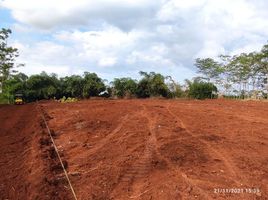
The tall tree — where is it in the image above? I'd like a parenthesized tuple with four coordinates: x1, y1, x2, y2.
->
(194, 58, 223, 83)
(26, 72, 60, 101)
(137, 71, 169, 97)
(0, 28, 23, 93)
(60, 75, 84, 98)
(82, 72, 106, 98)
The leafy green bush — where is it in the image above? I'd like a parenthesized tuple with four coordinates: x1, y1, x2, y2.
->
(25, 72, 60, 101)
(112, 78, 137, 98)
(82, 72, 106, 98)
(136, 71, 169, 98)
(188, 81, 217, 99)
(60, 75, 83, 98)
(0, 93, 9, 104)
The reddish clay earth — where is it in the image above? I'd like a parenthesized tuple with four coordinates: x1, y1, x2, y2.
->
(0, 99, 267, 200)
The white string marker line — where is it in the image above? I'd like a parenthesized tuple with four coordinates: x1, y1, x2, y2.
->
(36, 103, 78, 200)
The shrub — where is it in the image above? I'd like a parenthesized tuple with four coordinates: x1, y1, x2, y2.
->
(112, 78, 137, 98)
(188, 81, 217, 99)
(59, 96, 78, 103)
(136, 71, 170, 98)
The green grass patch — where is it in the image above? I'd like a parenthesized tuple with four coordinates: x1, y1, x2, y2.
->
(0, 93, 14, 104)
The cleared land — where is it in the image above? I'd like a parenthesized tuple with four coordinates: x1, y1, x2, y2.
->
(0, 99, 267, 199)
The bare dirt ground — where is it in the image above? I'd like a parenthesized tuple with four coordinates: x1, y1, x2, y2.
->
(0, 99, 267, 200)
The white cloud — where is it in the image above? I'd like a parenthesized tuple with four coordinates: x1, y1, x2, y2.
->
(2, 0, 268, 82)
(53, 26, 147, 69)
(231, 43, 265, 55)
(98, 57, 117, 67)
(157, 0, 206, 21)
(19, 63, 74, 77)
(195, 41, 226, 58)
(0, 0, 164, 30)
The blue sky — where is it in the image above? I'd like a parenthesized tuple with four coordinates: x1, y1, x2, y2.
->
(1, 0, 268, 82)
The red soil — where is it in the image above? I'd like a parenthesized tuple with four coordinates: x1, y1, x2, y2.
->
(0, 99, 267, 199)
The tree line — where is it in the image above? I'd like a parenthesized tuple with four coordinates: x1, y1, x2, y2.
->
(195, 44, 268, 99)
(0, 70, 219, 103)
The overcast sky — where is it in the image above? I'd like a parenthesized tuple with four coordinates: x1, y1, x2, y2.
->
(1, 0, 268, 82)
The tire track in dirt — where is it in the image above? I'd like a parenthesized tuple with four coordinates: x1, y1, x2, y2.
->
(86, 113, 130, 154)
(108, 105, 156, 199)
(119, 106, 153, 183)
(144, 104, 213, 200)
(165, 103, 247, 186)
(72, 113, 132, 164)
(122, 105, 158, 199)
(124, 104, 213, 200)
(70, 108, 146, 186)
(121, 137, 155, 183)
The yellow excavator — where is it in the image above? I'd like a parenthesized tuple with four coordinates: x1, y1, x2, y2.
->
(14, 93, 24, 105)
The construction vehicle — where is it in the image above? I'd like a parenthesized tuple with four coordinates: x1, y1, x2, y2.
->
(14, 93, 24, 105)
